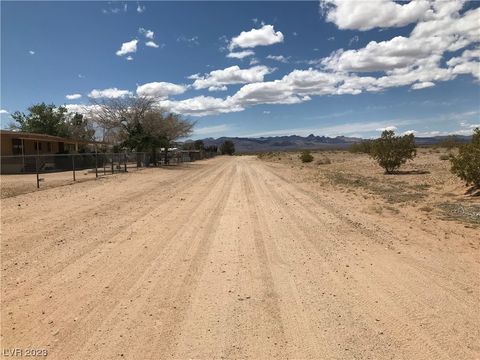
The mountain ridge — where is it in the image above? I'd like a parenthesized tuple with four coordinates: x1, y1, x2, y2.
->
(186, 134, 471, 153)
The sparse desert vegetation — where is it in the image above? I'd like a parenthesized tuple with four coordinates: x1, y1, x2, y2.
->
(449, 127, 480, 194)
(369, 130, 417, 174)
(299, 150, 314, 163)
(258, 147, 479, 226)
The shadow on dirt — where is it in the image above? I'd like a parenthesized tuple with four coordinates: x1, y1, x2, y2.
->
(390, 170, 431, 175)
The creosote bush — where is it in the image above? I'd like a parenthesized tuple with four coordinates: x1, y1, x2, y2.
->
(300, 150, 314, 163)
(438, 135, 464, 150)
(369, 130, 417, 174)
(450, 128, 480, 190)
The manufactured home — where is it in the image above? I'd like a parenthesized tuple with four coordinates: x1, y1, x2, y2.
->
(0, 130, 105, 173)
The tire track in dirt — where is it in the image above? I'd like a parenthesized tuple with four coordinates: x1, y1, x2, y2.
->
(1, 160, 231, 357)
(59, 162, 238, 360)
(244, 161, 395, 358)
(1, 160, 228, 284)
(241, 163, 334, 359)
(230, 166, 289, 358)
(262, 161, 477, 291)
(1, 161, 225, 271)
(2, 156, 479, 360)
(248, 157, 478, 359)
(262, 159, 479, 294)
(255, 159, 477, 309)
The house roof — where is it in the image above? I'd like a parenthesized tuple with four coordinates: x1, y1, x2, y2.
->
(0, 130, 109, 145)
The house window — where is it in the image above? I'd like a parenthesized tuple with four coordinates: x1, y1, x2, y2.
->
(12, 138, 23, 155)
(34, 141, 42, 151)
(47, 142, 52, 152)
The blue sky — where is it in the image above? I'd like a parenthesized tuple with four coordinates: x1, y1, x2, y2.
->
(1, 0, 479, 139)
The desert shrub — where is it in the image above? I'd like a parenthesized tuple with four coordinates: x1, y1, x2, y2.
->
(257, 152, 272, 159)
(300, 150, 314, 163)
(349, 140, 373, 154)
(450, 128, 480, 189)
(439, 154, 450, 161)
(369, 130, 417, 174)
(439, 135, 464, 150)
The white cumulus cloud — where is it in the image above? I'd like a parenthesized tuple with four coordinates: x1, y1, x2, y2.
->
(411, 81, 435, 90)
(319, 3, 479, 92)
(320, 0, 431, 31)
(376, 126, 398, 132)
(88, 88, 132, 99)
(226, 50, 255, 59)
(145, 41, 159, 48)
(66, 93, 82, 100)
(116, 39, 138, 56)
(229, 24, 284, 51)
(76, 2, 478, 119)
(139, 28, 154, 39)
(447, 47, 480, 81)
(191, 65, 274, 90)
(208, 86, 228, 92)
(136, 82, 187, 99)
(159, 96, 243, 117)
(266, 55, 289, 63)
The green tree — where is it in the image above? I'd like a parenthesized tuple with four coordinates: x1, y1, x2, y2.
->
(220, 140, 235, 155)
(370, 130, 417, 174)
(450, 128, 480, 190)
(10, 103, 69, 137)
(194, 140, 205, 150)
(65, 113, 95, 142)
(90, 96, 156, 150)
(156, 112, 195, 164)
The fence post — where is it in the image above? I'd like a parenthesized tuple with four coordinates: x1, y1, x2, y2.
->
(111, 154, 114, 174)
(36, 154, 40, 189)
(72, 154, 76, 181)
(124, 151, 127, 172)
(95, 148, 98, 178)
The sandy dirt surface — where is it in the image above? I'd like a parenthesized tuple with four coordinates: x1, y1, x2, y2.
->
(1, 156, 479, 359)
(0, 171, 97, 199)
(0, 164, 139, 199)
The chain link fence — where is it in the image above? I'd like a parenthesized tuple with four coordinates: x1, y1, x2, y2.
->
(1, 150, 215, 196)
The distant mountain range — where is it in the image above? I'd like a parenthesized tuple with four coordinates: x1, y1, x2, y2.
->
(188, 134, 471, 153)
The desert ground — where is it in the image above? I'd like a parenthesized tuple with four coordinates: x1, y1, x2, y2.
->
(1, 152, 479, 359)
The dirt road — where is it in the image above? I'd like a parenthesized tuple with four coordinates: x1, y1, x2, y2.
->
(1, 156, 479, 359)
